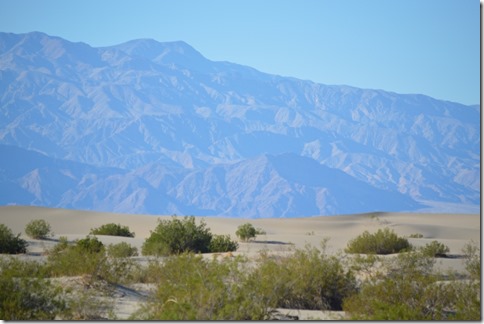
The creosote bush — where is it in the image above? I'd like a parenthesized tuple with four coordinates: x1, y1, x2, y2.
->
(209, 234, 238, 253)
(0, 224, 27, 254)
(76, 236, 104, 254)
(0, 258, 67, 320)
(452, 241, 481, 320)
(25, 219, 52, 239)
(131, 243, 357, 320)
(46, 236, 105, 278)
(142, 216, 212, 256)
(251, 243, 357, 311)
(343, 249, 480, 320)
(236, 223, 257, 242)
(46, 235, 136, 285)
(131, 253, 270, 320)
(107, 242, 138, 258)
(420, 240, 449, 258)
(345, 228, 411, 255)
(462, 241, 480, 280)
(142, 216, 238, 256)
(0, 257, 114, 320)
(90, 223, 134, 237)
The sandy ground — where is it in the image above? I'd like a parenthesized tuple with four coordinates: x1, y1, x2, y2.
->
(0, 206, 480, 319)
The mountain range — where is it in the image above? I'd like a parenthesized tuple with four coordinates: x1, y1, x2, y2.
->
(0, 31, 480, 218)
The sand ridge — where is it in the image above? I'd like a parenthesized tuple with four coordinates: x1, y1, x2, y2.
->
(0, 206, 479, 254)
(0, 206, 479, 261)
(0, 206, 480, 319)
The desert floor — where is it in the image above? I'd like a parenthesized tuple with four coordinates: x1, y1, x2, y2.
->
(0, 206, 480, 320)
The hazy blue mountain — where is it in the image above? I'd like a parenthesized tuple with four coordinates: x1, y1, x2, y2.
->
(0, 32, 479, 217)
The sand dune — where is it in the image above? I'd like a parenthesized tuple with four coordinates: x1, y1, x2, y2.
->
(0, 206, 480, 319)
(1, 206, 479, 255)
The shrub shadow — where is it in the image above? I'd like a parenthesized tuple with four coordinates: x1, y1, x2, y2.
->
(250, 240, 294, 245)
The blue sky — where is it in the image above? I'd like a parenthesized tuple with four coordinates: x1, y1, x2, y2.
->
(0, 0, 480, 105)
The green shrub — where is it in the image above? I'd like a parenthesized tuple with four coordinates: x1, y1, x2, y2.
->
(452, 242, 481, 321)
(60, 287, 114, 320)
(236, 223, 257, 242)
(462, 241, 480, 280)
(47, 236, 105, 278)
(349, 254, 382, 281)
(0, 224, 28, 254)
(0, 257, 117, 320)
(128, 259, 164, 284)
(46, 236, 135, 285)
(90, 223, 134, 238)
(131, 253, 271, 320)
(0, 257, 49, 279)
(142, 216, 212, 256)
(76, 236, 105, 254)
(46, 239, 104, 278)
(0, 277, 66, 320)
(25, 219, 52, 239)
(420, 240, 449, 258)
(343, 251, 476, 320)
(101, 254, 139, 285)
(106, 242, 138, 258)
(0, 258, 67, 320)
(252, 244, 357, 311)
(209, 234, 238, 253)
(49, 236, 69, 255)
(451, 281, 481, 320)
(345, 228, 412, 255)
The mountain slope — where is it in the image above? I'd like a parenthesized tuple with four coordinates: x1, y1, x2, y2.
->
(0, 144, 179, 214)
(170, 153, 423, 217)
(0, 32, 479, 217)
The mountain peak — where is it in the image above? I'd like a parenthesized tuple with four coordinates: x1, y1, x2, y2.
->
(112, 38, 207, 68)
(0, 31, 102, 67)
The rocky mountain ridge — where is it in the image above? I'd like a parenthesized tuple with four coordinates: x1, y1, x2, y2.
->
(0, 32, 479, 217)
